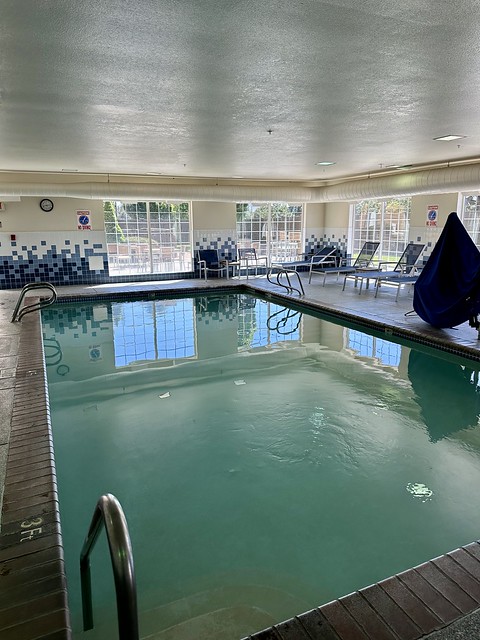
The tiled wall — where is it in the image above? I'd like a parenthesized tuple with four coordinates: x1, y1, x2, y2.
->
(194, 228, 341, 261)
(0, 232, 196, 289)
(306, 227, 348, 258)
(193, 229, 237, 260)
(0, 232, 109, 289)
(1, 227, 351, 289)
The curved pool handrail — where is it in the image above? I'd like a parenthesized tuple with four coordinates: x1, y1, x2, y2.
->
(11, 281, 57, 322)
(80, 493, 139, 640)
(267, 265, 305, 296)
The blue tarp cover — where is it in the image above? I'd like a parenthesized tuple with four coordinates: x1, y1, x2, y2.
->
(413, 211, 480, 328)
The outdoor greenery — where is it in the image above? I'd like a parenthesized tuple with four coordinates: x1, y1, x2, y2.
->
(104, 200, 125, 242)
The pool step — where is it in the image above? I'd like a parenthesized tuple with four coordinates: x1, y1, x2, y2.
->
(141, 604, 275, 640)
(74, 583, 309, 639)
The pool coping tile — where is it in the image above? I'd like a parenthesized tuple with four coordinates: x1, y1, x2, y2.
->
(0, 310, 71, 639)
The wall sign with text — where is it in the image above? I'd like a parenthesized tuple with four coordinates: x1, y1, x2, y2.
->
(77, 210, 92, 230)
(426, 205, 438, 227)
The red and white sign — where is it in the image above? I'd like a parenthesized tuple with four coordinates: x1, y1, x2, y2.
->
(77, 210, 92, 230)
(426, 205, 438, 227)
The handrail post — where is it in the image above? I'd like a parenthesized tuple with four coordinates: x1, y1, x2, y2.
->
(11, 281, 57, 322)
(80, 558, 94, 630)
(80, 494, 139, 640)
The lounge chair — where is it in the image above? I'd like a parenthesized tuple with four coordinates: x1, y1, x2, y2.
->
(311, 241, 380, 285)
(374, 274, 419, 301)
(273, 245, 339, 275)
(270, 246, 339, 277)
(343, 242, 425, 295)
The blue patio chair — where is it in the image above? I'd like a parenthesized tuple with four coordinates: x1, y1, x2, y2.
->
(196, 249, 228, 279)
(311, 241, 380, 285)
(343, 242, 425, 295)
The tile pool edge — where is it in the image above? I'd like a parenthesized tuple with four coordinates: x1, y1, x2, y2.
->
(2, 283, 480, 640)
(0, 309, 70, 639)
(54, 281, 480, 362)
(245, 544, 480, 639)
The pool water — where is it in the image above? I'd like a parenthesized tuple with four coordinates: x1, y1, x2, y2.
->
(43, 293, 480, 639)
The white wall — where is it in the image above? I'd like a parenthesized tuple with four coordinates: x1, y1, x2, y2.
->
(0, 197, 104, 232)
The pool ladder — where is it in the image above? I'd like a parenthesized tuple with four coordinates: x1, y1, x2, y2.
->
(80, 493, 139, 640)
(267, 265, 305, 296)
(11, 281, 57, 322)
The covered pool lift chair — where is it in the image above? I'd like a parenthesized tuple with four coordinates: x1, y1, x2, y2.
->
(343, 242, 425, 295)
(196, 249, 228, 279)
(413, 211, 480, 330)
(312, 241, 380, 285)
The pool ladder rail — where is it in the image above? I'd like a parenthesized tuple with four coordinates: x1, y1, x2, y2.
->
(80, 493, 139, 640)
(267, 265, 305, 296)
(11, 281, 57, 322)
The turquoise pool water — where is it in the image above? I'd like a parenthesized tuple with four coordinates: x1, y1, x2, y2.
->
(43, 293, 480, 639)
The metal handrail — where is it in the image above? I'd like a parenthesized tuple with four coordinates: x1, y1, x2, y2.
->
(80, 494, 139, 640)
(11, 281, 57, 322)
(267, 266, 305, 296)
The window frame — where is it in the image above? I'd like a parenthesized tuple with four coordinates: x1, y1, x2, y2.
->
(236, 202, 305, 263)
(104, 200, 193, 276)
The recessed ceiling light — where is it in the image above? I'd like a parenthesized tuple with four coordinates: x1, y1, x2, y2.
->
(316, 161, 336, 166)
(433, 135, 466, 141)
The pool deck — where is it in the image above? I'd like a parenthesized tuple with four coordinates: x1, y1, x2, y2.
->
(1, 273, 480, 639)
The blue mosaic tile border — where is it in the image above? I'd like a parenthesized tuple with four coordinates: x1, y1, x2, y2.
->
(0, 236, 197, 289)
(194, 236, 237, 260)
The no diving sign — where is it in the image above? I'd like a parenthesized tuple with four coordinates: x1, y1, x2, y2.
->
(77, 210, 92, 230)
(426, 205, 438, 227)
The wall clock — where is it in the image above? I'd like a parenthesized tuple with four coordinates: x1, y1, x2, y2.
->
(39, 198, 54, 212)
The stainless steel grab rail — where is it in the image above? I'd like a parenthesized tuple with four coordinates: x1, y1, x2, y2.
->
(80, 494, 139, 640)
(11, 281, 57, 322)
(267, 265, 305, 296)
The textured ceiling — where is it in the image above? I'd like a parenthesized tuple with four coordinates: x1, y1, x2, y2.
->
(1, 0, 480, 182)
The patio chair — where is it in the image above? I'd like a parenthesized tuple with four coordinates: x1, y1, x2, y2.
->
(238, 247, 268, 277)
(196, 249, 228, 279)
(343, 242, 425, 295)
(311, 241, 380, 285)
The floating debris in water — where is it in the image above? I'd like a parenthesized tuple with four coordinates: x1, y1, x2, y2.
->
(406, 482, 434, 502)
(234, 380, 246, 386)
(158, 392, 171, 399)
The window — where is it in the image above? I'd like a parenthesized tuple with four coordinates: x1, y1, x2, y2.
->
(350, 198, 411, 262)
(461, 195, 480, 248)
(104, 200, 192, 275)
(236, 202, 304, 263)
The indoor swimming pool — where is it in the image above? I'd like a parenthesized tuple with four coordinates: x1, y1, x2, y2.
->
(42, 292, 480, 639)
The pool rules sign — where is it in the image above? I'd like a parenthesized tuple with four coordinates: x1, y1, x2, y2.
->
(77, 210, 92, 230)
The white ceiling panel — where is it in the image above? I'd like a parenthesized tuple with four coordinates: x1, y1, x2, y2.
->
(1, 0, 479, 182)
